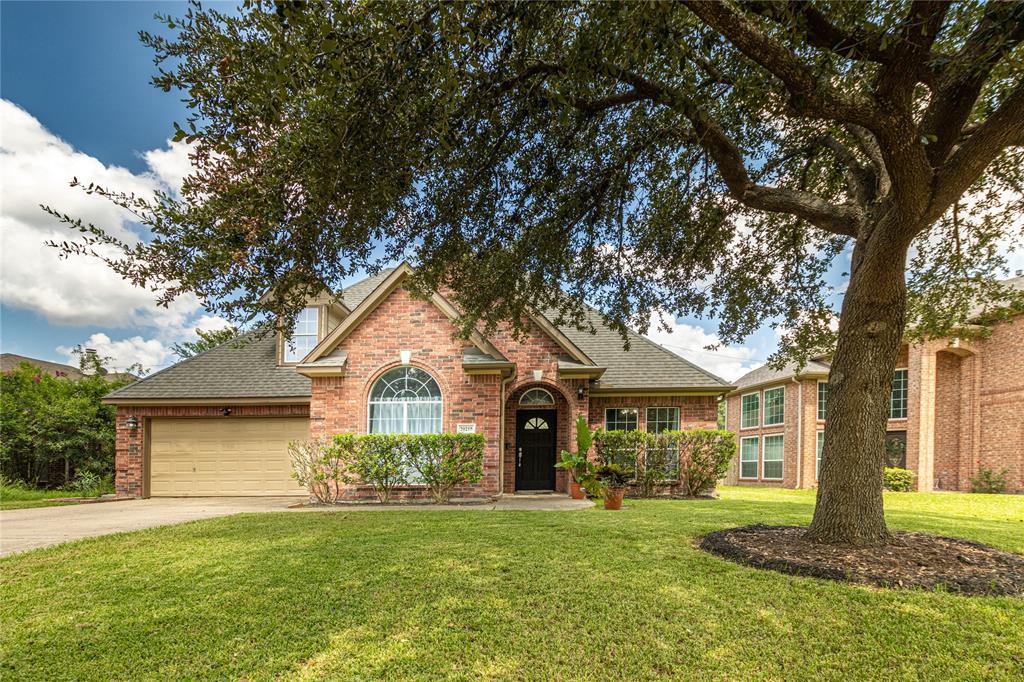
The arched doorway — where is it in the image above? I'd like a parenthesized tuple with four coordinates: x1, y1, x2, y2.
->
(505, 383, 572, 493)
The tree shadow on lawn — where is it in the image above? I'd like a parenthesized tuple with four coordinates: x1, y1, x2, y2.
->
(3, 509, 1024, 680)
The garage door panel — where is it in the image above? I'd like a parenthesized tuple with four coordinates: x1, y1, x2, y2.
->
(150, 417, 308, 496)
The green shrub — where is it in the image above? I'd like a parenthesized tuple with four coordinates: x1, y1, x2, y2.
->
(677, 429, 736, 497)
(341, 434, 410, 503)
(882, 467, 914, 492)
(289, 436, 344, 504)
(593, 428, 735, 497)
(969, 465, 1009, 494)
(405, 433, 486, 503)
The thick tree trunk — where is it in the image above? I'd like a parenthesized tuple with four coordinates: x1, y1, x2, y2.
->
(806, 226, 910, 546)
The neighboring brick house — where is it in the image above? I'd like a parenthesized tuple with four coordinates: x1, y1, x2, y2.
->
(724, 276, 1024, 493)
(105, 264, 732, 499)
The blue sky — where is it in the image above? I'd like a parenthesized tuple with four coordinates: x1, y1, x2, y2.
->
(0, 1, 801, 380)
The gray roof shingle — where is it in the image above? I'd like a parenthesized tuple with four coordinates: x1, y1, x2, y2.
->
(730, 359, 832, 393)
(108, 270, 732, 401)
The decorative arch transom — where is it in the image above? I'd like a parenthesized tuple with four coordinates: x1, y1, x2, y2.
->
(519, 387, 555, 406)
(368, 366, 442, 434)
(524, 416, 550, 430)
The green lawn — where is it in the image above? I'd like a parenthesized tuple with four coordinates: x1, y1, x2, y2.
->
(0, 485, 81, 510)
(1, 488, 1022, 681)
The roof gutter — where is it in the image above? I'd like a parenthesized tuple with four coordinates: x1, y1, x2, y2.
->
(101, 396, 311, 406)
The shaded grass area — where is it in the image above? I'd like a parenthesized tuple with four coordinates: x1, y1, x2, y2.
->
(1, 488, 1022, 680)
(0, 485, 84, 510)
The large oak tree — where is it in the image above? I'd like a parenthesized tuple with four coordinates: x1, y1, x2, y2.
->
(51, 1, 1023, 545)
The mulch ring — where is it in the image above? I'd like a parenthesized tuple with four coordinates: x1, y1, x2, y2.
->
(699, 524, 1024, 597)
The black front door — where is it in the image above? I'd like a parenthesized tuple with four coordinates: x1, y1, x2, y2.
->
(515, 409, 557, 491)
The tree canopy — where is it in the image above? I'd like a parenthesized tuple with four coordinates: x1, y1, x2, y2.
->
(49, 0, 1022, 355)
(170, 326, 238, 360)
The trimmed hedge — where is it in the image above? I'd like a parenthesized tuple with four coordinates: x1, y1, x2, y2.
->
(289, 432, 486, 504)
(593, 429, 736, 497)
(883, 467, 914, 492)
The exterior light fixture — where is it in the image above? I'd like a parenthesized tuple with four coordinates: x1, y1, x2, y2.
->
(125, 415, 139, 430)
(577, 385, 585, 400)
(222, 408, 232, 417)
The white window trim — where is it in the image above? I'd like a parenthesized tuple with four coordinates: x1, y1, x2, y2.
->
(762, 386, 785, 427)
(815, 429, 825, 480)
(761, 434, 784, 481)
(366, 366, 443, 435)
(645, 406, 680, 432)
(283, 306, 320, 364)
(519, 387, 555, 406)
(739, 391, 760, 430)
(739, 436, 760, 480)
(604, 407, 638, 432)
(816, 380, 828, 422)
(888, 367, 909, 421)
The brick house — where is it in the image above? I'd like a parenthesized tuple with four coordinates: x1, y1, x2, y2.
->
(723, 276, 1024, 493)
(105, 264, 732, 499)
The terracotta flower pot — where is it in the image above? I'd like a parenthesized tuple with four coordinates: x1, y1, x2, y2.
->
(603, 486, 626, 510)
(569, 481, 586, 500)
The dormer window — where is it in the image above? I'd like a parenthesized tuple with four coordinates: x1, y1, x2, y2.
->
(284, 307, 319, 363)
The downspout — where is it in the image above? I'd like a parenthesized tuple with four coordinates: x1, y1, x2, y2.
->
(497, 372, 516, 498)
(794, 377, 803, 489)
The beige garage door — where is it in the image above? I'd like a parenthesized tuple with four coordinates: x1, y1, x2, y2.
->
(149, 418, 309, 496)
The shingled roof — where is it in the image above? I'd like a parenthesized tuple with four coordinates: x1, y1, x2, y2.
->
(729, 359, 831, 395)
(106, 269, 731, 402)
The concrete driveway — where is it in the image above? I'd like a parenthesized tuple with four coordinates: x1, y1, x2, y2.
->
(0, 497, 301, 557)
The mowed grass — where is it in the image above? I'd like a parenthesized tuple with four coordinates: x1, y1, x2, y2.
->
(1, 488, 1022, 681)
(0, 485, 80, 510)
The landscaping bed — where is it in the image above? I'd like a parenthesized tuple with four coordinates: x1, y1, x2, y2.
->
(700, 524, 1024, 596)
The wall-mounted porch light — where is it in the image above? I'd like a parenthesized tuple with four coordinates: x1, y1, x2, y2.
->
(125, 415, 139, 430)
(222, 408, 232, 417)
(577, 385, 586, 400)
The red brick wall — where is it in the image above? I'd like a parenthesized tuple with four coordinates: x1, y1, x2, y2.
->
(976, 316, 1024, 492)
(114, 404, 310, 498)
(933, 351, 964, 490)
(725, 381, 804, 487)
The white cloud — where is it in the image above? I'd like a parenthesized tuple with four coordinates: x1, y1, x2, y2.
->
(57, 333, 170, 374)
(643, 312, 762, 382)
(0, 100, 224, 371)
(142, 139, 195, 195)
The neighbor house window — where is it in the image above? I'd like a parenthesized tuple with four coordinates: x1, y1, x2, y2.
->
(368, 366, 442, 434)
(284, 307, 320, 363)
(519, 388, 555, 406)
(604, 408, 638, 431)
(740, 437, 759, 479)
(763, 386, 785, 426)
(740, 393, 759, 429)
(762, 434, 784, 480)
(817, 381, 828, 421)
(890, 368, 908, 420)
(816, 430, 825, 479)
(645, 407, 679, 433)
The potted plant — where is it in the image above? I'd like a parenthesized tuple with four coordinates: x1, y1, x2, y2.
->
(554, 415, 595, 500)
(555, 450, 589, 499)
(594, 463, 633, 510)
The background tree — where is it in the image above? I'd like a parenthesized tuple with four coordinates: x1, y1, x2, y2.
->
(49, 1, 1023, 545)
(170, 326, 238, 360)
(0, 350, 134, 487)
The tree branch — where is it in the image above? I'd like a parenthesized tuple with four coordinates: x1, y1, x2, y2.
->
(844, 124, 891, 199)
(682, 0, 878, 127)
(928, 81, 1024, 224)
(874, 1, 952, 104)
(744, 0, 938, 87)
(919, 1, 1024, 166)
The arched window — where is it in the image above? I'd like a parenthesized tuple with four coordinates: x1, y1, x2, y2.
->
(368, 366, 442, 434)
(519, 387, 555, 406)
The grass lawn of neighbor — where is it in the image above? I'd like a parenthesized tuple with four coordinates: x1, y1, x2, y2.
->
(0, 486, 88, 510)
(1, 487, 1022, 680)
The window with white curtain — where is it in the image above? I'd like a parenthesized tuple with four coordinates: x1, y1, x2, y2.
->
(368, 366, 442, 434)
(284, 307, 319, 362)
